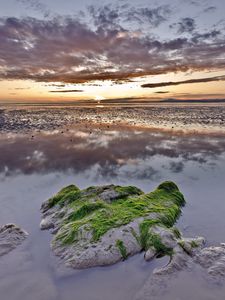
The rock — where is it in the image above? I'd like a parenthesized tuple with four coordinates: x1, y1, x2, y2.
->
(195, 245, 225, 271)
(40, 218, 54, 230)
(151, 225, 178, 249)
(0, 224, 28, 257)
(135, 239, 225, 299)
(99, 189, 121, 202)
(40, 181, 186, 269)
(40, 181, 225, 297)
(144, 248, 156, 261)
(180, 236, 205, 255)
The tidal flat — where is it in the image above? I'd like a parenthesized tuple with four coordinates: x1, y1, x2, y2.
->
(0, 104, 225, 300)
(0, 102, 225, 133)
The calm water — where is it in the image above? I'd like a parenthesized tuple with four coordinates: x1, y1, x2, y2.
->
(0, 124, 225, 300)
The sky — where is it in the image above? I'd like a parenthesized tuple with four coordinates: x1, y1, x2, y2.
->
(0, 0, 225, 102)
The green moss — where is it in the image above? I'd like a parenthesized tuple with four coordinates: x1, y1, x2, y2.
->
(115, 186, 144, 197)
(158, 181, 185, 206)
(139, 219, 160, 249)
(52, 181, 185, 246)
(139, 219, 173, 255)
(159, 205, 181, 227)
(148, 233, 173, 256)
(178, 240, 185, 248)
(172, 227, 182, 239)
(116, 240, 128, 260)
(47, 185, 80, 208)
(191, 240, 199, 248)
(67, 202, 106, 222)
(158, 181, 179, 193)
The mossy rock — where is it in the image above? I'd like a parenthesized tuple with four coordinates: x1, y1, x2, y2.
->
(40, 181, 186, 269)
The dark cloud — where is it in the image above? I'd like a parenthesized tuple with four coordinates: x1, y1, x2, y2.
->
(49, 90, 83, 93)
(125, 5, 171, 27)
(13, 87, 31, 90)
(88, 4, 171, 28)
(171, 17, 196, 34)
(47, 84, 66, 88)
(88, 5, 121, 29)
(154, 91, 170, 94)
(191, 30, 221, 43)
(142, 75, 225, 88)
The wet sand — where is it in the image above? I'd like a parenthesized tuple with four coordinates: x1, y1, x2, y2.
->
(0, 103, 225, 134)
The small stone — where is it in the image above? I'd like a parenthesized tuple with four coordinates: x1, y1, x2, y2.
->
(40, 218, 54, 230)
(144, 248, 156, 261)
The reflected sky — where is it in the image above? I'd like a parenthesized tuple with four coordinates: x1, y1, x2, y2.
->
(0, 126, 225, 181)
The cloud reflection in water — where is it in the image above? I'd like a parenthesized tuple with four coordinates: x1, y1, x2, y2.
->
(0, 127, 224, 183)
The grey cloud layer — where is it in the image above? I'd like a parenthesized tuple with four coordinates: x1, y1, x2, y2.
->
(0, 4, 224, 84)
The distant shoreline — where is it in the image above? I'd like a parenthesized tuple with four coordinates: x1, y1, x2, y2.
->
(160, 98, 225, 103)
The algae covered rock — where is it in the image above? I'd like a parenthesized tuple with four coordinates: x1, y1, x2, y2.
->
(40, 181, 186, 269)
(0, 224, 28, 257)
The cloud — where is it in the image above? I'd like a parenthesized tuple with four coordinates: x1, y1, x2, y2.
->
(125, 5, 171, 27)
(142, 75, 225, 88)
(49, 89, 83, 93)
(0, 4, 224, 85)
(47, 84, 66, 88)
(13, 87, 31, 90)
(191, 30, 221, 43)
(88, 4, 171, 28)
(171, 17, 196, 34)
(88, 5, 120, 28)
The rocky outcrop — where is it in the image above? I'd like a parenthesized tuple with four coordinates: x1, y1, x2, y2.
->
(40, 181, 186, 269)
(40, 181, 225, 296)
(0, 224, 28, 257)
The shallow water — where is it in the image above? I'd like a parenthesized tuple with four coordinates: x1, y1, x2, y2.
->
(0, 121, 225, 300)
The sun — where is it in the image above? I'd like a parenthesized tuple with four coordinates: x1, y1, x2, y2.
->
(94, 95, 105, 102)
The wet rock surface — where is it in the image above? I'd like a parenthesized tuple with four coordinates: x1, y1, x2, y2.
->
(135, 241, 225, 299)
(0, 224, 28, 257)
